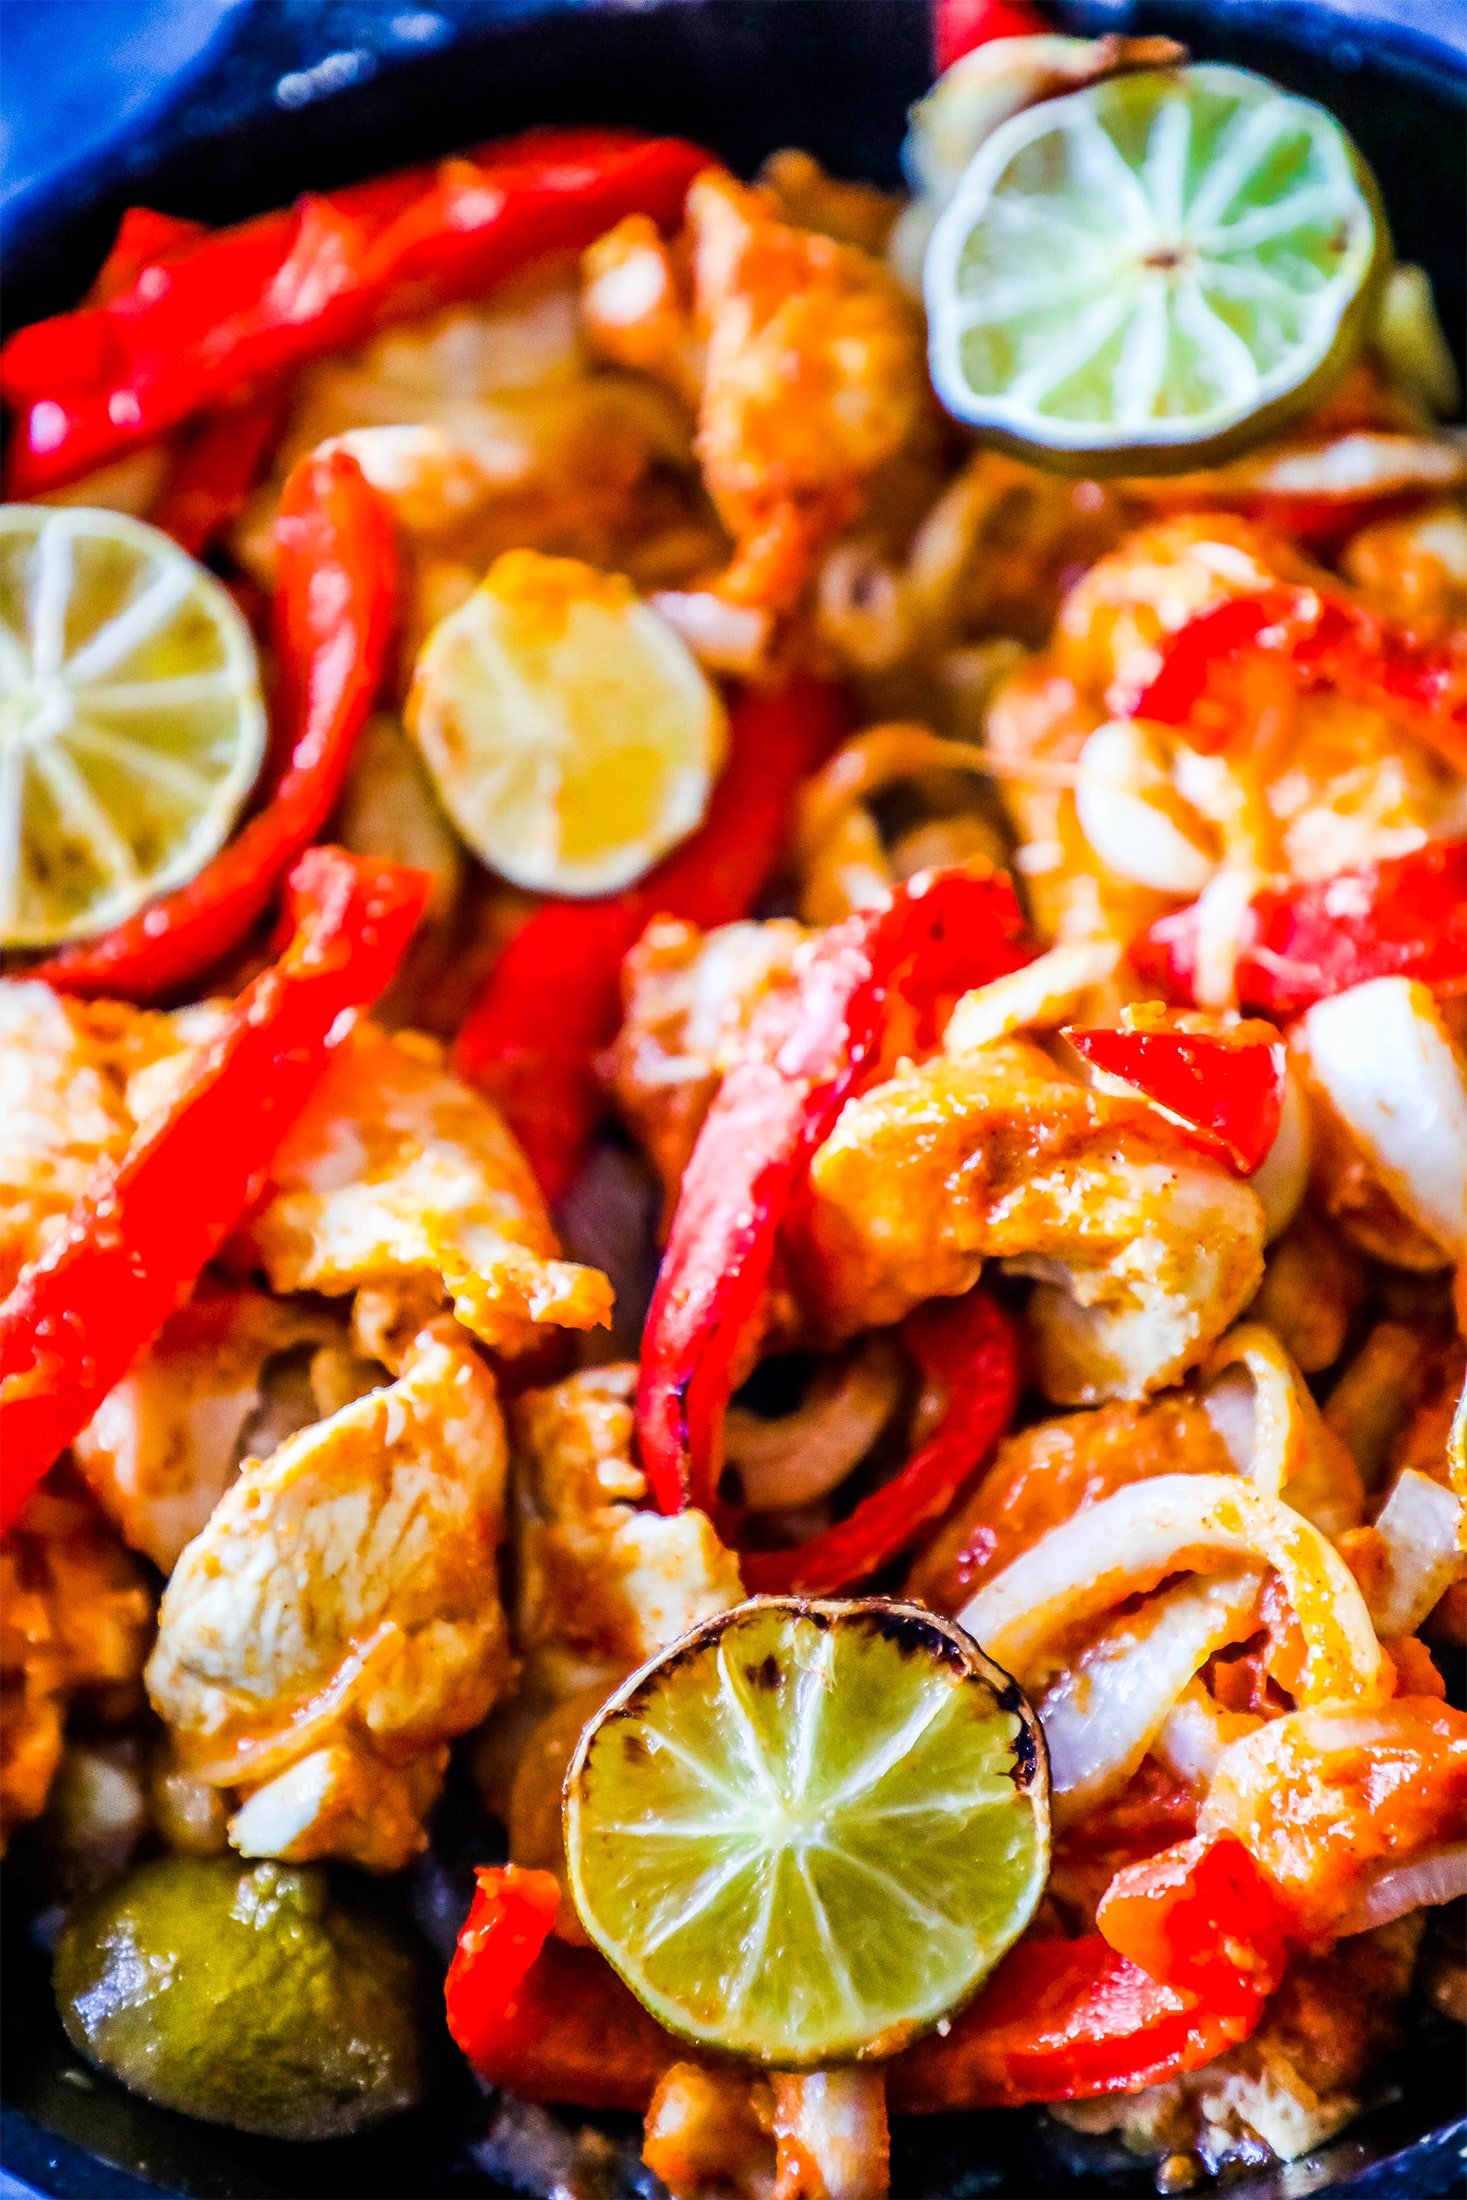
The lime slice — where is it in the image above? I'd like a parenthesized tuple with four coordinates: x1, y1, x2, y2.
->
(406, 549, 726, 898)
(925, 64, 1384, 471)
(564, 1596, 1049, 2067)
(0, 506, 267, 948)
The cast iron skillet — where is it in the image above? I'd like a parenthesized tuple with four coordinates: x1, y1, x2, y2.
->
(2, 3, 1465, 2194)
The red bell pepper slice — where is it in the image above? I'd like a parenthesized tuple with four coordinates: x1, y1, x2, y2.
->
(1065, 1019, 1285, 1174)
(0, 846, 429, 1533)
(89, 208, 207, 304)
(3, 129, 709, 496)
(150, 388, 291, 557)
(1133, 584, 1467, 778)
(446, 1867, 680, 2109)
(1137, 837, 1467, 1014)
(740, 1289, 1021, 1593)
(454, 678, 849, 1203)
(1096, 1835, 1294, 2011)
(891, 1930, 1275, 2112)
(635, 867, 1032, 1517)
(37, 445, 397, 1001)
(935, 0, 1048, 71)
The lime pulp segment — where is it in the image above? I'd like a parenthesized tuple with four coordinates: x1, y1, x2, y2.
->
(925, 64, 1383, 467)
(0, 505, 266, 948)
(564, 1597, 1050, 2067)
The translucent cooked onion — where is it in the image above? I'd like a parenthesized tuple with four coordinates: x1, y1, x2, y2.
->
(1074, 718, 1217, 896)
(1248, 1066, 1310, 1244)
(1155, 1682, 1264, 1789)
(1201, 1324, 1363, 1536)
(944, 938, 1120, 1057)
(1300, 978, 1467, 1263)
(1370, 1467, 1466, 1639)
(1341, 1843, 1467, 1935)
(1039, 1567, 1262, 1825)
(724, 1338, 904, 1511)
(650, 590, 771, 676)
(957, 1472, 1388, 1704)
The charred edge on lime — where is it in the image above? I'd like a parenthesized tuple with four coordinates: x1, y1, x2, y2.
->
(865, 1604, 971, 1674)
(748, 1654, 784, 1692)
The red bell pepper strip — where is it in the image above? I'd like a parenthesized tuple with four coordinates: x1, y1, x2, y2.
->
(37, 445, 397, 1001)
(635, 867, 1032, 1517)
(2, 129, 709, 497)
(447, 1868, 680, 2109)
(890, 1930, 1275, 2111)
(89, 207, 207, 304)
(935, 0, 1049, 71)
(1137, 838, 1467, 1014)
(454, 678, 849, 1203)
(1065, 1020, 1285, 1174)
(1133, 585, 1467, 778)
(740, 1289, 1021, 1593)
(1096, 1835, 1294, 2011)
(0, 847, 429, 1534)
(150, 388, 291, 557)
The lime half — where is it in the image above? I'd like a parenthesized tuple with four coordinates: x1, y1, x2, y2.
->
(925, 64, 1384, 470)
(0, 506, 266, 947)
(564, 1597, 1050, 2067)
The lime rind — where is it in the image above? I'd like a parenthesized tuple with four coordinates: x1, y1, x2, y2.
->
(0, 505, 267, 948)
(564, 1597, 1050, 2068)
(925, 64, 1384, 471)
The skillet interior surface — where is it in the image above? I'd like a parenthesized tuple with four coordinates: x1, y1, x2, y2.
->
(1, 3, 1464, 2194)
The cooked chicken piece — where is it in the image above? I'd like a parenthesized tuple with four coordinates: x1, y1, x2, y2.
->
(0, 980, 190, 1298)
(771, 2072, 890, 2200)
(758, 150, 901, 256)
(231, 277, 715, 633)
(1054, 1919, 1422, 2169)
(641, 2065, 889, 2200)
(908, 1391, 1234, 1614)
(1341, 498, 1467, 633)
(147, 1325, 514, 1872)
(606, 916, 807, 1214)
(1, 1477, 153, 1852)
(72, 1292, 343, 1570)
(586, 173, 929, 617)
(240, 1020, 612, 1360)
(1251, 1209, 1363, 1378)
(510, 1363, 742, 1702)
(643, 2063, 777, 2200)
(801, 1039, 1265, 1402)
(1199, 1697, 1467, 1936)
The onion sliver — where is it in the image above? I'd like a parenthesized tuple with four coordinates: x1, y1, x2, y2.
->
(1370, 1467, 1465, 1638)
(1248, 1065, 1310, 1244)
(1155, 1682, 1263, 1790)
(944, 939, 1120, 1057)
(1074, 719, 1217, 896)
(724, 1339, 904, 1511)
(957, 1472, 1388, 1704)
(1340, 1843, 1467, 1935)
(1299, 978, 1467, 1263)
(1040, 1567, 1261, 1825)
(1202, 1324, 1363, 1535)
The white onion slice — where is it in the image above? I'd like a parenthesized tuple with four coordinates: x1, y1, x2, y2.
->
(724, 1339, 904, 1511)
(650, 590, 771, 677)
(1074, 718, 1217, 896)
(944, 938, 1120, 1056)
(1248, 1064, 1311, 1244)
(957, 1472, 1388, 1704)
(1300, 978, 1467, 1262)
(1370, 1467, 1466, 1638)
(1201, 1323, 1363, 1535)
(1155, 1682, 1264, 1789)
(1039, 1567, 1261, 1826)
(1339, 1842, 1467, 1935)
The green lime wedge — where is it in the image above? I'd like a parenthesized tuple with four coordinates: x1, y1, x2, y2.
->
(0, 506, 266, 947)
(564, 1597, 1050, 2067)
(925, 64, 1385, 471)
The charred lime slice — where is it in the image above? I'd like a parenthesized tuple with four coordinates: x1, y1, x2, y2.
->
(925, 64, 1384, 471)
(564, 1597, 1049, 2067)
